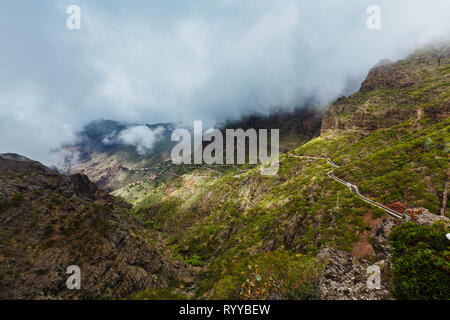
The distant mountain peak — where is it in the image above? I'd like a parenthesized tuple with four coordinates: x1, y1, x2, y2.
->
(321, 44, 450, 133)
(0, 153, 32, 162)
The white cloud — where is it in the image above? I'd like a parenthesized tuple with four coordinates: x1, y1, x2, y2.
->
(113, 126, 165, 155)
(0, 0, 449, 164)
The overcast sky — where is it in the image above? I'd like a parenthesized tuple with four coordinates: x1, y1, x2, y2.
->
(0, 0, 449, 163)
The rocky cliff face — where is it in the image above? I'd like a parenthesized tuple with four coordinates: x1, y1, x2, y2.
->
(359, 59, 416, 93)
(321, 44, 450, 133)
(220, 107, 323, 153)
(316, 246, 392, 300)
(0, 154, 196, 299)
(316, 215, 397, 300)
(316, 212, 449, 300)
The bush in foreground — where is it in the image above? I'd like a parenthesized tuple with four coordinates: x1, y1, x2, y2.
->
(389, 221, 450, 300)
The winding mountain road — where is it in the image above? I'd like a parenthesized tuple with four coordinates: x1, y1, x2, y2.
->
(289, 154, 404, 220)
(134, 154, 404, 219)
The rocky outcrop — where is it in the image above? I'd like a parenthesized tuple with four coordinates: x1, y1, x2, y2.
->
(320, 101, 420, 133)
(0, 154, 197, 299)
(316, 247, 392, 300)
(359, 59, 415, 93)
(410, 212, 450, 226)
(321, 44, 450, 134)
(65, 151, 135, 192)
(316, 207, 449, 300)
(0, 153, 54, 175)
(316, 216, 397, 300)
(371, 218, 398, 260)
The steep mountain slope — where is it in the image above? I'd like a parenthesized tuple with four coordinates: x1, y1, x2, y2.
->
(316, 44, 449, 215)
(3, 44, 446, 300)
(114, 44, 449, 299)
(62, 121, 176, 191)
(219, 106, 323, 153)
(62, 107, 323, 193)
(0, 154, 196, 299)
(321, 45, 449, 132)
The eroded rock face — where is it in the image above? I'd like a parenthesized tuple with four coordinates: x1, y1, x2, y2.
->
(359, 59, 415, 93)
(372, 219, 398, 260)
(316, 216, 402, 300)
(0, 155, 197, 299)
(320, 45, 450, 134)
(316, 247, 391, 300)
(316, 208, 449, 300)
(410, 212, 450, 226)
(320, 98, 420, 134)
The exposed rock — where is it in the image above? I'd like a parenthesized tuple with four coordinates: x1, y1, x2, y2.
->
(411, 212, 450, 226)
(316, 247, 391, 300)
(372, 218, 399, 259)
(316, 206, 449, 300)
(423, 100, 450, 123)
(60, 121, 176, 192)
(359, 59, 415, 93)
(0, 155, 197, 300)
(321, 45, 450, 134)
(320, 98, 419, 133)
(65, 151, 135, 192)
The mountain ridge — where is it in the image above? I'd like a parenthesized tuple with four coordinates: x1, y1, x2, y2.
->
(321, 44, 449, 134)
(111, 44, 449, 299)
(1, 43, 448, 300)
(0, 155, 197, 299)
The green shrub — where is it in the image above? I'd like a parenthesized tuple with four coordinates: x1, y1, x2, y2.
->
(144, 219, 161, 231)
(185, 254, 205, 267)
(389, 221, 450, 300)
(214, 251, 323, 300)
(372, 208, 385, 219)
(124, 288, 188, 300)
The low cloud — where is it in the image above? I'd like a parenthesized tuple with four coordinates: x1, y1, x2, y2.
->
(104, 126, 165, 155)
(0, 0, 449, 164)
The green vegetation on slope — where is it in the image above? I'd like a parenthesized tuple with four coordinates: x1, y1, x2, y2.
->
(117, 115, 448, 298)
(295, 117, 449, 215)
(389, 221, 450, 300)
(118, 114, 448, 298)
(214, 251, 323, 300)
(322, 50, 449, 131)
(118, 46, 449, 299)
(117, 149, 387, 297)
